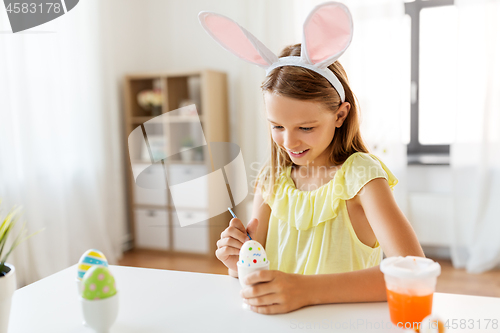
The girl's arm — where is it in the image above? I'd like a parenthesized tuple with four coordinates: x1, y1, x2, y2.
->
(241, 178, 425, 313)
(358, 178, 424, 258)
(250, 184, 271, 248)
(228, 183, 271, 278)
(308, 177, 425, 305)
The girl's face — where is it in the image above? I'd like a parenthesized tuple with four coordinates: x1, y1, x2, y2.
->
(264, 92, 350, 168)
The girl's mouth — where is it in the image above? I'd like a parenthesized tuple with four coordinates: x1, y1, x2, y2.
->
(288, 149, 309, 157)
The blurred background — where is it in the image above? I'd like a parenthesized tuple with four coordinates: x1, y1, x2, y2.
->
(0, 0, 499, 297)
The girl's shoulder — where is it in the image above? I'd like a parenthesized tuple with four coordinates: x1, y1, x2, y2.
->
(337, 152, 399, 199)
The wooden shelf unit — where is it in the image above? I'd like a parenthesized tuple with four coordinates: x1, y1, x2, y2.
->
(123, 70, 230, 257)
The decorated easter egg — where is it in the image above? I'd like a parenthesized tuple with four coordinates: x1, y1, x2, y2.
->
(82, 266, 117, 300)
(77, 249, 108, 280)
(239, 240, 267, 267)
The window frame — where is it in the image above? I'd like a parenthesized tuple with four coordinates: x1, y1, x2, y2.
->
(405, 0, 454, 165)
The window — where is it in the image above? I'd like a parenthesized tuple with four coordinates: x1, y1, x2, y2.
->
(405, 0, 456, 165)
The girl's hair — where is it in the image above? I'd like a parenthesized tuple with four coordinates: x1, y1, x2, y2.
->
(256, 43, 370, 198)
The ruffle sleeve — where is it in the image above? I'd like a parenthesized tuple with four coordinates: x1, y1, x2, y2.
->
(267, 152, 398, 231)
(336, 152, 399, 200)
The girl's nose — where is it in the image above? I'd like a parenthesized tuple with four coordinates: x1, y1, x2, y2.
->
(283, 131, 299, 149)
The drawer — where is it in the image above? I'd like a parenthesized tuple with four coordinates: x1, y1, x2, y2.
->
(172, 210, 209, 254)
(168, 164, 207, 185)
(132, 163, 167, 206)
(134, 209, 169, 250)
(168, 164, 208, 208)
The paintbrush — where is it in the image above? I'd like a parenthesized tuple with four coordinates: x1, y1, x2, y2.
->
(227, 207, 252, 240)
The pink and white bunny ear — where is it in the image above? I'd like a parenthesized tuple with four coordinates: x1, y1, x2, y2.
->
(198, 11, 278, 68)
(301, 2, 353, 69)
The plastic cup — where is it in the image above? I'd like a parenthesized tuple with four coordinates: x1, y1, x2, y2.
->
(380, 256, 441, 331)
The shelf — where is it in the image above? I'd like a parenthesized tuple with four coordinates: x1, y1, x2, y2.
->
(407, 153, 450, 166)
(131, 160, 152, 164)
(167, 160, 206, 165)
(131, 160, 206, 165)
(168, 115, 204, 123)
(166, 205, 207, 212)
(135, 204, 168, 210)
(125, 70, 203, 80)
(131, 115, 204, 124)
(124, 70, 229, 255)
(133, 204, 208, 212)
(131, 116, 155, 124)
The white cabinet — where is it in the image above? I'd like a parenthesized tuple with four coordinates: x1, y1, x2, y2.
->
(132, 163, 167, 206)
(124, 70, 230, 255)
(134, 209, 169, 250)
(172, 210, 209, 254)
(168, 164, 208, 208)
(406, 166, 454, 258)
(168, 164, 207, 184)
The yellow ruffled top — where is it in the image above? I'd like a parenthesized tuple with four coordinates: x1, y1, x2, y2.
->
(261, 152, 398, 275)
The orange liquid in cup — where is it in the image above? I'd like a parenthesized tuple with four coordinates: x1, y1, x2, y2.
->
(386, 288, 433, 331)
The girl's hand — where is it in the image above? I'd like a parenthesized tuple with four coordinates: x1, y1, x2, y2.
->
(240, 270, 310, 314)
(215, 218, 258, 272)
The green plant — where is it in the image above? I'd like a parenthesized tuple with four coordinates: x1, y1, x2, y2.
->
(0, 200, 42, 276)
(181, 136, 194, 148)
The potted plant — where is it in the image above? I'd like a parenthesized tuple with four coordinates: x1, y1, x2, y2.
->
(0, 201, 40, 333)
(137, 89, 163, 117)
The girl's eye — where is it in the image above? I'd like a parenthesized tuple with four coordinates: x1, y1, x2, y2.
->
(300, 127, 313, 132)
(272, 125, 284, 130)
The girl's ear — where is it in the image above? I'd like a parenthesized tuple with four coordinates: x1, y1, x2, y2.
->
(198, 12, 278, 68)
(335, 102, 351, 128)
(301, 2, 353, 69)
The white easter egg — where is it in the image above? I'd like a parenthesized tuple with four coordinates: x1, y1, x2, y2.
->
(239, 240, 267, 267)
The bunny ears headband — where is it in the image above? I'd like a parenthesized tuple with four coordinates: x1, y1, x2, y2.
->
(198, 2, 353, 102)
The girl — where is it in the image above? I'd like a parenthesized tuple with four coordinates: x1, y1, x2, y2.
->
(200, 2, 424, 314)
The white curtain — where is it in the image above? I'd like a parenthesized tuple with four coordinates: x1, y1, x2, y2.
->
(0, 0, 126, 285)
(450, 0, 500, 273)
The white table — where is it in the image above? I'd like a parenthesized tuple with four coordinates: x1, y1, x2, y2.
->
(9, 265, 500, 333)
